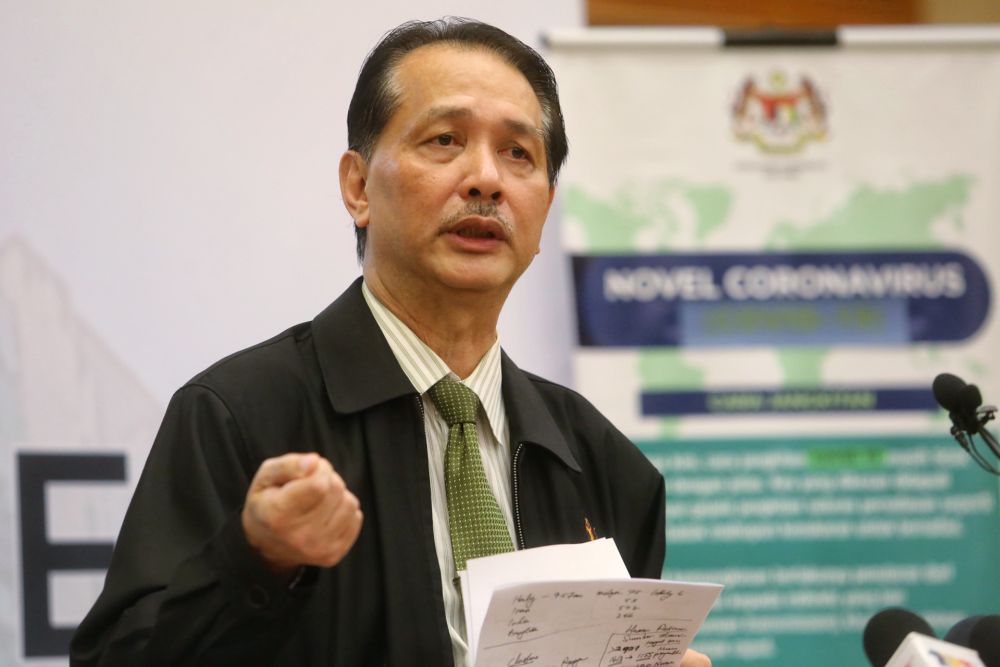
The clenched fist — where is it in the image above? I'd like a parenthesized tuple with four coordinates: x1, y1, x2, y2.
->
(241, 453, 363, 577)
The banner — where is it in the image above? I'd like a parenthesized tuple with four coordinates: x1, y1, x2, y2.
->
(549, 26, 1000, 666)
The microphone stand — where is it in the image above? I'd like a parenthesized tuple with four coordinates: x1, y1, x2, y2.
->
(951, 427, 998, 474)
(976, 405, 1000, 458)
(953, 406, 1000, 475)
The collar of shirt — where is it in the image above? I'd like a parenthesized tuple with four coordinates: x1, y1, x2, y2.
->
(361, 281, 506, 444)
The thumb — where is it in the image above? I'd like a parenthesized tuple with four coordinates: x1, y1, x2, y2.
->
(251, 453, 319, 491)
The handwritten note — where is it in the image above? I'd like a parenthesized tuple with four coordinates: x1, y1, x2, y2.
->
(463, 539, 632, 658)
(462, 541, 722, 667)
(474, 579, 721, 667)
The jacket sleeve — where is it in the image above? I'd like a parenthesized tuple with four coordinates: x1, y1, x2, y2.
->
(69, 384, 314, 667)
(606, 426, 667, 580)
(627, 465, 666, 579)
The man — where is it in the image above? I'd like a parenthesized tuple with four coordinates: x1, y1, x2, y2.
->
(71, 18, 711, 667)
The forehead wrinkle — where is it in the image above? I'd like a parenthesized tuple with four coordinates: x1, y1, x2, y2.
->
(422, 105, 473, 123)
(503, 118, 544, 141)
(420, 105, 543, 139)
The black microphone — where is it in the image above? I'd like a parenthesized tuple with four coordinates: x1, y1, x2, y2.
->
(933, 372, 1000, 473)
(946, 615, 1000, 667)
(944, 614, 984, 646)
(863, 607, 936, 667)
(933, 372, 966, 410)
(933, 372, 983, 434)
(971, 615, 1000, 667)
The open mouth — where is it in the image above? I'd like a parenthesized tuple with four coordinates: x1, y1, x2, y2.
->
(456, 228, 500, 239)
(448, 215, 508, 242)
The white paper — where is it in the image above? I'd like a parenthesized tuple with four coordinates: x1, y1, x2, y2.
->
(474, 578, 722, 667)
(460, 540, 722, 666)
(463, 539, 630, 658)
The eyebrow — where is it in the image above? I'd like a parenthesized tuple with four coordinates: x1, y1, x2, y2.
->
(422, 105, 544, 139)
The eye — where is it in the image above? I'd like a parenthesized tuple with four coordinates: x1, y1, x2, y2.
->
(505, 144, 533, 163)
(433, 134, 454, 146)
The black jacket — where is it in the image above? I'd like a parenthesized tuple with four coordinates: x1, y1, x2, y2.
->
(70, 278, 665, 666)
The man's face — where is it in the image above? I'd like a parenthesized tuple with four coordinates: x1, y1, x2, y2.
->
(351, 44, 555, 299)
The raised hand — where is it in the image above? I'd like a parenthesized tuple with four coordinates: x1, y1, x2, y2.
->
(241, 453, 363, 578)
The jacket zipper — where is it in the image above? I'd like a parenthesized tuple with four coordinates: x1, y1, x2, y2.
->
(512, 442, 526, 549)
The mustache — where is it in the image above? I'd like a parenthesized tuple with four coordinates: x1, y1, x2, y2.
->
(439, 202, 512, 236)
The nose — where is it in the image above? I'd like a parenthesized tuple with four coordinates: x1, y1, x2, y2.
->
(462, 144, 503, 202)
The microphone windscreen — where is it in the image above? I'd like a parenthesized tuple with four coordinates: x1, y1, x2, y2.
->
(863, 607, 936, 667)
(933, 373, 966, 411)
(944, 615, 983, 646)
(961, 384, 984, 413)
(970, 615, 1000, 667)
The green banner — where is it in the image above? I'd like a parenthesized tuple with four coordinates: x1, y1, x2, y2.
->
(549, 27, 1000, 666)
(642, 436, 998, 665)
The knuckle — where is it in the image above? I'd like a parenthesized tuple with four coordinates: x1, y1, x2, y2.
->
(265, 513, 285, 533)
(328, 473, 346, 495)
(251, 461, 274, 484)
(344, 492, 360, 511)
(307, 475, 328, 496)
(255, 503, 282, 532)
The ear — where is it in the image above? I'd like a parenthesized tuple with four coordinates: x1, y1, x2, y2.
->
(339, 150, 370, 228)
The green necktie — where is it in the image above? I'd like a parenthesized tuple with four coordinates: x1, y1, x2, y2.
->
(429, 378, 514, 572)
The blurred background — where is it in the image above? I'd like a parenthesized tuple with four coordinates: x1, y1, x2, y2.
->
(3, 1, 999, 665)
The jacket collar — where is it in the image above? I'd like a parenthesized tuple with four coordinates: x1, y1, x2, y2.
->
(312, 277, 416, 413)
(312, 277, 581, 472)
(501, 352, 582, 473)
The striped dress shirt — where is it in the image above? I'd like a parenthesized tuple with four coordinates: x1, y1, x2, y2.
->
(361, 282, 515, 667)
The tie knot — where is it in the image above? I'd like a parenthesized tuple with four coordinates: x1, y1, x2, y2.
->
(428, 378, 479, 426)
